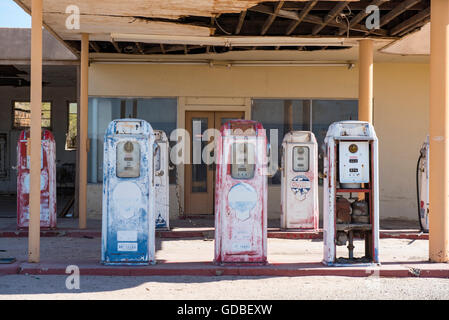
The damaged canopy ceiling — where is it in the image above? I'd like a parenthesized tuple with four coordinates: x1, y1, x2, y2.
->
(14, 0, 431, 56)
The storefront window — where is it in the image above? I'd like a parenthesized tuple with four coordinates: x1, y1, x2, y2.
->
(87, 97, 177, 184)
(252, 99, 357, 184)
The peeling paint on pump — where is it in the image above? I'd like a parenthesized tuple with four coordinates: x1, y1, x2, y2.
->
(214, 120, 267, 264)
(280, 131, 319, 230)
(17, 129, 56, 229)
(101, 119, 156, 265)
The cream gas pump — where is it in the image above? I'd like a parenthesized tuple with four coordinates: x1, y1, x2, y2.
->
(280, 131, 319, 230)
(322, 121, 379, 266)
(416, 136, 429, 233)
(154, 130, 170, 230)
(101, 119, 156, 265)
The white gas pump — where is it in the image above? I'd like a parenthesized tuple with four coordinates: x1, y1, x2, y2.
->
(280, 131, 319, 230)
(101, 119, 156, 265)
(154, 130, 170, 230)
(214, 120, 268, 264)
(416, 136, 429, 233)
(322, 121, 379, 266)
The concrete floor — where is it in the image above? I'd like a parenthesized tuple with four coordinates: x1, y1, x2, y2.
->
(0, 237, 428, 265)
(0, 193, 422, 230)
(1, 231, 446, 300)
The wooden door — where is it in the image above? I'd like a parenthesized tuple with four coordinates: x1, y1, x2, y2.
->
(185, 111, 245, 215)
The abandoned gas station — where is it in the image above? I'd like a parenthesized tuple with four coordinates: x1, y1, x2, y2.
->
(2, 0, 449, 276)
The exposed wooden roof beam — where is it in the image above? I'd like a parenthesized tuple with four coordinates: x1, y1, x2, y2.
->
(206, 16, 216, 53)
(136, 42, 144, 54)
(312, 1, 349, 35)
(261, 1, 284, 35)
(286, 0, 318, 35)
(379, 0, 422, 28)
(89, 41, 100, 53)
(111, 40, 121, 53)
(397, 18, 429, 37)
(249, 4, 387, 36)
(281, 1, 426, 11)
(235, 10, 247, 35)
(390, 7, 430, 36)
(336, 0, 388, 36)
(249, 4, 300, 21)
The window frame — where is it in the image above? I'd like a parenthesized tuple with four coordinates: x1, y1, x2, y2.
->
(12, 100, 53, 130)
(65, 100, 78, 151)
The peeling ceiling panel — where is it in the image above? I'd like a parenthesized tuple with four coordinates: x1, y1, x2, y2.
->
(43, 14, 213, 41)
(21, 0, 277, 19)
(380, 23, 430, 55)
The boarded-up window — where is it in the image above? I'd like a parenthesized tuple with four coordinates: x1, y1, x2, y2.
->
(13, 101, 51, 129)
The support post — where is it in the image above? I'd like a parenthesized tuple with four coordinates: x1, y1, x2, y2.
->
(358, 39, 373, 123)
(28, 0, 43, 263)
(79, 33, 89, 229)
(429, 0, 449, 262)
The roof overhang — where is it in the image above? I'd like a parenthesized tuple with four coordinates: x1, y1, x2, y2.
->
(12, 0, 431, 58)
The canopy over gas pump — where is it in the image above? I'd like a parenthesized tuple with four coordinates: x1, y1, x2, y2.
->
(280, 131, 319, 230)
(214, 120, 268, 264)
(322, 121, 379, 266)
(101, 119, 156, 265)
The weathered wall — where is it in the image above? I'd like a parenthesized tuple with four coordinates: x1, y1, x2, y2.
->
(87, 62, 429, 222)
(0, 86, 77, 193)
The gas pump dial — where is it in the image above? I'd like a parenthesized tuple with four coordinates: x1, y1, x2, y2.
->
(116, 140, 140, 178)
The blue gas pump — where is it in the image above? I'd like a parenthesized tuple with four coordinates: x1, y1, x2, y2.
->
(101, 119, 156, 265)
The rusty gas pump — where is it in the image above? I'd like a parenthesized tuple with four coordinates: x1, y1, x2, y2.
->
(322, 121, 380, 266)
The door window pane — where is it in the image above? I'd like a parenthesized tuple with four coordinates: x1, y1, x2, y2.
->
(191, 118, 208, 192)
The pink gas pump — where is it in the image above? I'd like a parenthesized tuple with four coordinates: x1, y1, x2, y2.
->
(214, 120, 268, 264)
(17, 129, 56, 229)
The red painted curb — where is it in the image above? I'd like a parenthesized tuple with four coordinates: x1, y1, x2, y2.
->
(268, 231, 322, 239)
(379, 232, 429, 240)
(0, 261, 21, 275)
(13, 261, 449, 278)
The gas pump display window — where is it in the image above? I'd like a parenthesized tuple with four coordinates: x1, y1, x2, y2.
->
(116, 141, 140, 178)
(231, 142, 255, 180)
(292, 146, 309, 172)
